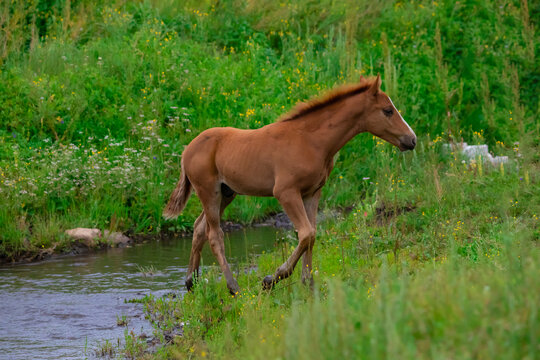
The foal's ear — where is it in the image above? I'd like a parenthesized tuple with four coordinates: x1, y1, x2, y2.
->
(368, 74, 381, 96)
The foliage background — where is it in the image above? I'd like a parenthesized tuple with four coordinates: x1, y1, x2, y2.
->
(0, 0, 538, 258)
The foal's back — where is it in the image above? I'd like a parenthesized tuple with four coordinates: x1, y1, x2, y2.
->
(181, 122, 317, 197)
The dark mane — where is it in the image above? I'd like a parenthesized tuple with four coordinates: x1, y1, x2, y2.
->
(278, 78, 375, 122)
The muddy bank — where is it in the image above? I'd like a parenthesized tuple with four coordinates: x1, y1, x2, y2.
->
(0, 212, 297, 265)
(1, 229, 188, 265)
(0, 208, 350, 265)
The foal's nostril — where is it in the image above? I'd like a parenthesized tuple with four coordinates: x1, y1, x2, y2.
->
(399, 135, 416, 151)
(398, 135, 417, 151)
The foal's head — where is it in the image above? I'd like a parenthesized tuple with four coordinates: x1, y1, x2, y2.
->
(361, 75, 416, 151)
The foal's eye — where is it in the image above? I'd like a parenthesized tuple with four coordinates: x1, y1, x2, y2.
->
(383, 108, 393, 117)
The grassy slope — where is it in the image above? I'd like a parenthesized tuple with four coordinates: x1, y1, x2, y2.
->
(136, 136, 539, 359)
(0, 0, 538, 260)
(0, 0, 539, 357)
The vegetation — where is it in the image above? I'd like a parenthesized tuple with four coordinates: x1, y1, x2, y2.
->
(1, 0, 537, 260)
(0, 0, 538, 358)
(134, 128, 539, 358)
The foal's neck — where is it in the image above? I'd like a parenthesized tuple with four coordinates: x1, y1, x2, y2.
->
(298, 95, 368, 158)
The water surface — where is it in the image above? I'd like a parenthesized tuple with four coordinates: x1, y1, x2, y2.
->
(0, 227, 280, 359)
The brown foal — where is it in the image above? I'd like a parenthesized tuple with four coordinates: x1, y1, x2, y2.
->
(163, 75, 416, 295)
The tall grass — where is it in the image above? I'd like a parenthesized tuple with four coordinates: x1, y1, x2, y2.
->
(242, 242, 539, 360)
(135, 128, 539, 358)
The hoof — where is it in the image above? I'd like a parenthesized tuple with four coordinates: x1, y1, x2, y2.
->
(229, 287, 240, 296)
(185, 277, 194, 292)
(262, 275, 275, 290)
(228, 284, 240, 296)
(228, 280, 241, 296)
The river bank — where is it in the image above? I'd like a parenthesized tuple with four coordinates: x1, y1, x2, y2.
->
(128, 161, 539, 359)
(0, 211, 297, 265)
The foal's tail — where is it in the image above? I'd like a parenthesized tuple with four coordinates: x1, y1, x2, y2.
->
(163, 161, 192, 220)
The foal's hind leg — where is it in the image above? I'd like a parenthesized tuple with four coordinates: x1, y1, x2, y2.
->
(185, 212, 206, 291)
(196, 186, 240, 295)
(185, 194, 236, 292)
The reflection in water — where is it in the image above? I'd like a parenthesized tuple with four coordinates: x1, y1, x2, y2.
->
(0, 227, 280, 360)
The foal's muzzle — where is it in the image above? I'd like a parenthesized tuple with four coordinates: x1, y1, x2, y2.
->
(399, 135, 417, 151)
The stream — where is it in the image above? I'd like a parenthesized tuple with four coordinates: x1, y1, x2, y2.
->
(0, 227, 281, 359)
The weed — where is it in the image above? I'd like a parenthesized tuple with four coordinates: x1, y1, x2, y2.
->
(116, 314, 129, 327)
(94, 339, 116, 358)
(136, 264, 159, 277)
(1, 0, 538, 260)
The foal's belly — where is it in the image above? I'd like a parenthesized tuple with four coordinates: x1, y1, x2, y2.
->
(215, 139, 277, 197)
(219, 171, 275, 197)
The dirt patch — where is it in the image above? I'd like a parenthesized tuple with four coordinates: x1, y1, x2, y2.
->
(375, 201, 416, 225)
(253, 212, 293, 229)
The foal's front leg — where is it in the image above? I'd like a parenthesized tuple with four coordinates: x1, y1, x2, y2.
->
(263, 189, 315, 289)
(301, 190, 321, 286)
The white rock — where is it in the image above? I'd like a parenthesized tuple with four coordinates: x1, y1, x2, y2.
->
(65, 228, 101, 247)
(462, 144, 489, 157)
(444, 142, 509, 166)
(65, 228, 131, 247)
(491, 156, 509, 166)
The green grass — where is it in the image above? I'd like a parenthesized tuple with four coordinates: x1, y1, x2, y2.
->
(118, 142, 539, 357)
(134, 139, 539, 359)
